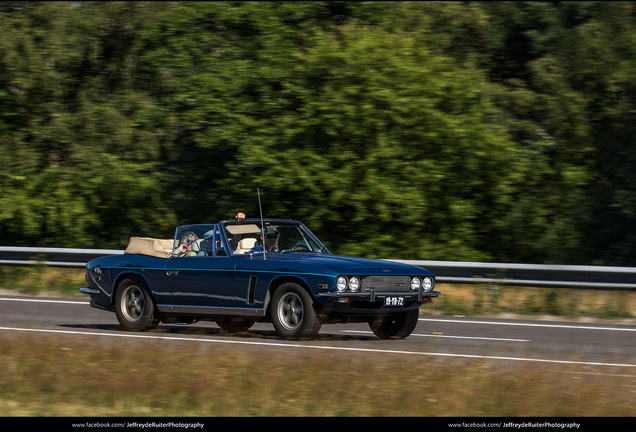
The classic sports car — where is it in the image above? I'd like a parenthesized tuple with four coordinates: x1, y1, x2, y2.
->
(80, 218, 440, 339)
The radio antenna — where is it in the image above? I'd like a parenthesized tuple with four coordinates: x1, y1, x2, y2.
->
(257, 187, 266, 260)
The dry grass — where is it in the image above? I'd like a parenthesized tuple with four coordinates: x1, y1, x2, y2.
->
(431, 283, 636, 322)
(0, 333, 634, 417)
(0, 266, 86, 298)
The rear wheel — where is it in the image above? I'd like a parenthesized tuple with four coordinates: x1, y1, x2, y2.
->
(115, 278, 159, 331)
(271, 283, 321, 339)
(369, 308, 419, 339)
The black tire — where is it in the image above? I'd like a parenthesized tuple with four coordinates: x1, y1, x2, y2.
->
(215, 317, 254, 333)
(271, 283, 321, 340)
(114, 278, 159, 332)
(369, 308, 419, 339)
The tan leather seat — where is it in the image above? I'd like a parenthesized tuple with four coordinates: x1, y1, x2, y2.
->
(234, 238, 257, 255)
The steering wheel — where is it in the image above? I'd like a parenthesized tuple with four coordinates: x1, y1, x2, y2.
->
(282, 244, 310, 253)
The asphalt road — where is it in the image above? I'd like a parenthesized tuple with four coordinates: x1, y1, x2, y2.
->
(1, 293, 636, 371)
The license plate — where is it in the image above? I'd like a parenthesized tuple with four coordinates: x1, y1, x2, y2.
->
(384, 296, 404, 307)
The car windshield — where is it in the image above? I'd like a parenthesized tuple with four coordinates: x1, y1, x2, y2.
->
(222, 220, 330, 256)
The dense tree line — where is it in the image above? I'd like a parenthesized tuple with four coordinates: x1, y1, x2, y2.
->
(1, 1, 636, 265)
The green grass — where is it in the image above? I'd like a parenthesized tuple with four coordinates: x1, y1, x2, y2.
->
(0, 333, 634, 417)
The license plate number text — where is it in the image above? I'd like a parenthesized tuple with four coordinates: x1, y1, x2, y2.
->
(384, 296, 404, 307)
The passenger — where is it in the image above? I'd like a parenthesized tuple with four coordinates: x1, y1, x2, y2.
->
(180, 231, 197, 245)
(234, 212, 246, 223)
(173, 231, 197, 256)
(197, 229, 215, 256)
(249, 226, 280, 254)
(197, 212, 247, 256)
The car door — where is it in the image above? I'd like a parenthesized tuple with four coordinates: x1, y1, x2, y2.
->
(164, 225, 236, 309)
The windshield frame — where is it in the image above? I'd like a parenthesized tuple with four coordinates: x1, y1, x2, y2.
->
(220, 218, 331, 257)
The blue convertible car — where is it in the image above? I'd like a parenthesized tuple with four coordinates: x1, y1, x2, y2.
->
(80, 218, 440, 339)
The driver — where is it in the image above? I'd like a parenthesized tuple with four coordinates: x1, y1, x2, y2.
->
(250, 226, 279, 254)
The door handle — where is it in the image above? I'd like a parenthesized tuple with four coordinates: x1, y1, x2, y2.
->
(166, 271, 179, 276)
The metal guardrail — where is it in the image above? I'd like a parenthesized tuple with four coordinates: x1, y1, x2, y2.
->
(0, 246, 123, 268)
(2, 246, 636, 290)
(386, 260, 636, 290)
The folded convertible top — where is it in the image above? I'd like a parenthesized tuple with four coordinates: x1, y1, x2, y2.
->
(124, 237, 174, 258)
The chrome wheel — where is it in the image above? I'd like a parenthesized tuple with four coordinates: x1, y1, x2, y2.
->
(271, 283, 321, 339)
(277, 292, 304, 331)
(115, 278, 158, 331)
(121, 285, 145, 322)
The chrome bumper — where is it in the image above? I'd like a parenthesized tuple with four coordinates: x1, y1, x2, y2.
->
(79, 287, 100, 295)
(319, 289, 440, 303)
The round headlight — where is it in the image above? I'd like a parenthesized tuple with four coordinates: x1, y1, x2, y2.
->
(422, 276, 433, 292)
(349, 276, 360, 292)
(410, 277, 421, 291)
(336, 276, 348, 293)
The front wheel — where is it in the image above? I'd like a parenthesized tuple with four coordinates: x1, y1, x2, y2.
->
(271, 283, 321, 340)
(115, 278, 159, 331)
(369, 308, 419, 339)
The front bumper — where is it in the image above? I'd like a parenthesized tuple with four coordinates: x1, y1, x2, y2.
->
(79, 286, 114, 312)
(80, 287, 100, 295)
(319, 288, 440, 303)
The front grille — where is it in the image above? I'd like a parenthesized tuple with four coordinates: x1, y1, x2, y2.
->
(361, 276, 412, 292)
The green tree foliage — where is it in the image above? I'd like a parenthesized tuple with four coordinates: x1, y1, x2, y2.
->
(0, 2, 176, 247)
(1, 1, 636, 265)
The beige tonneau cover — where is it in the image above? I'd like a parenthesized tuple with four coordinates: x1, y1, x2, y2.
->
(124, 237, 174, 258)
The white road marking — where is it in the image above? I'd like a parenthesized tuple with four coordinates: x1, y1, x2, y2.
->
(0, 297, 88, 305)
(0, 325, 634, 368)
(562, 371, 636, 379)
(342, 330, 530, 342)
(418, 317, 636, 332)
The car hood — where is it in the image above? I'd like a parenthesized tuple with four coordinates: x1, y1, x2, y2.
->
(259, 253, 434, 277)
